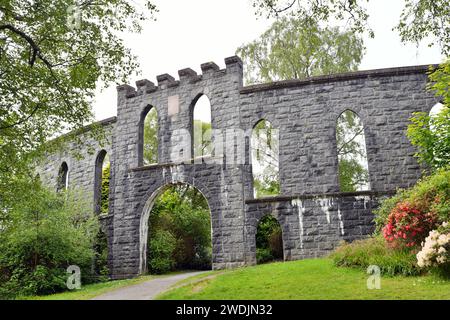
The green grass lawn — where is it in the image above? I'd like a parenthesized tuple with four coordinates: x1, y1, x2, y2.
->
(157, 258, 450, 300)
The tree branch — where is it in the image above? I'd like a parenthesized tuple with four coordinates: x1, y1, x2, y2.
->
(337, 126, 364, 155)
(0, 104, 41, 130)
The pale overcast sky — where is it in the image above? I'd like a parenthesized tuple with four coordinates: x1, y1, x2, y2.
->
(92, 0, 444, 121)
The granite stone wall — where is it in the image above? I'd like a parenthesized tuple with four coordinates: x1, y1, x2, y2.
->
(37, 56, 439, 279)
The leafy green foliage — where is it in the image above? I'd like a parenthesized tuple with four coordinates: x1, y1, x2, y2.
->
(0, 0, 157, 208)
(428, 61, 450, 107)
(336, 110, 369, 192)
(251, 0, 372, 37)
(251, 0, 449, 55)
(407, 105, 450, 170)
(148, 229, 177, 274)
(256, 215, 283, 263)
(143, 107, 158, 165)
(331, 236, 421, 276)
(0, 179, 98, 298)
(374, 168, 450, 233)
(193, 120, 212, 158)
(255, 248, 274, 264)
(419, 62, 450, 174)
(338, 158, 369, 192)
(236, 16, 364, 84)
(92, 229, 109, 281)
(396, 0, 450, 55)
(100, 162, 110, 214)
(147, 185, 212, 274)
(252, 120, 280, 197)
(374, 190, 411, 234)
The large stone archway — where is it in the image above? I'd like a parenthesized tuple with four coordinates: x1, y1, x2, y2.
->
(138, 181, 213, 274)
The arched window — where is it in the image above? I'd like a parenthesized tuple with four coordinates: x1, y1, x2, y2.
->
(192, 95, 212, 158)
(256, 215, 283, 264)
(336, 110, 369, 192)
(251, 119, 279, 198)
(138, 106, 158, 166)
(94, 150, 110, 215)
(57, 162, 69, 192)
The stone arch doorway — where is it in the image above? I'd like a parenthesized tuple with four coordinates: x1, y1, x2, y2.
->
(139, 182, 212, 274)
(255, 214, 284, 264)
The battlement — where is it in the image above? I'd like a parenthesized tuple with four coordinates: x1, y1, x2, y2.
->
(117, 55, 243, 98)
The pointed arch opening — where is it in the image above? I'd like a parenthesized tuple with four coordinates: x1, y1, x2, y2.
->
(140, 183, 212, 274)
(94, 150, 110, 215)
(256, 215, 283, 264)
(192, 94, 212, 159)
(138, 105, 158, 166)
(336, 110, 369, 192)
(57, 162, 69, 192)
(251, 119, 280, 198)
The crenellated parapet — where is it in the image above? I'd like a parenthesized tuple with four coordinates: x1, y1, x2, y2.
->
(116, 55, 243, 100)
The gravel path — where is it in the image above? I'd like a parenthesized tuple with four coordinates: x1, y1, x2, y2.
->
(92, 271, 207, 300)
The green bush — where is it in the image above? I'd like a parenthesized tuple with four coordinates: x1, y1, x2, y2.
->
(374, 168, 450, 233)
(256, 215, 283, 263)
(256, 248, 274, 264)
(407, 105, 450, 170)
(330, 236, 421, 276)
(148, 229, 177, 274)
(0, 181, 98, 298)
(92, 229, 109, 282)
(147, 185, 212, 273)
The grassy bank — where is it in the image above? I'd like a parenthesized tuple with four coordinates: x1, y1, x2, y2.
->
(157, 258, 450, 300)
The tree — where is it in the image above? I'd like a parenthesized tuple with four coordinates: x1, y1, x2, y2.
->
(147, 184, 212, 273)
(236, 16, 364, 84)
(0, 0, 157, 205)
(251, 0, 449, 55)
(407, 104, 450, 170)
(407, 60, 449, 171)
(0, 180, 98, 298)
(100, 162, 110, 214)
(336, 110, 369, 192)
(252, 120, 280, 197)
(256, 215, 283, 263)
(193, 120, 212, 158)
(143, 108, 158, 165)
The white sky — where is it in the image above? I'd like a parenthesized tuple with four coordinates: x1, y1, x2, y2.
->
(92, 0, 444, 122)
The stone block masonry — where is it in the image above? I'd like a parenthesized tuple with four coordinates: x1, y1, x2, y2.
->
(36, 56, 439, 279)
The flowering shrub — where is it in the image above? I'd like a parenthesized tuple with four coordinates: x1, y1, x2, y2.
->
(382, 201, 437, 248)
(375, 169, 450, 233)
(416, 222, 450, 272)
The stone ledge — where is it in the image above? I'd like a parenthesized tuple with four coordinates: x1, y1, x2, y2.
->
(245, 190, 396, 204)
(129, 156, 224, 172)
(240, 64, 437, 94)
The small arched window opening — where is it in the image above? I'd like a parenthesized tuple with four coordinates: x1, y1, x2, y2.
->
(251, 119, 279, 198)
(192, 95, 212, 158)
(256, 215, 283, 264)
(94, 150, 110, 215)
(336, 110, 369, 192)
(138, 106, 158, 166)
(57, 162, 69, 192)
